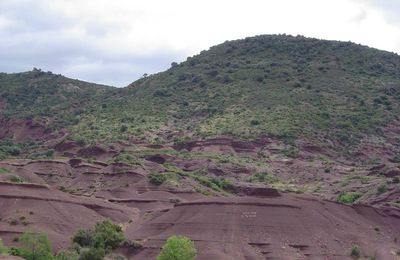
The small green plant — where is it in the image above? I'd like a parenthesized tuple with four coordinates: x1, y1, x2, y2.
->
(350, 245, 361, 259)
(156, 235, 197, 260)
(9, 175, 24, 183)
(54, 250, 79, 260)
(210, 177, 234, 190)
(78, 247, 105, 260)
(148, 173, 167, 185)
(337, 192, 361, 204)
(377, 184, 388, 195)
(248, 172, 279, 184)
(0, 167, 9, 174)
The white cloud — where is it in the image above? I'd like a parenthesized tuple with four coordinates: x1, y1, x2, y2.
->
(0, 0, 399, 86)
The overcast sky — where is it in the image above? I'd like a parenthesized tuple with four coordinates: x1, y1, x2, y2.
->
(1, 0, 400, 86)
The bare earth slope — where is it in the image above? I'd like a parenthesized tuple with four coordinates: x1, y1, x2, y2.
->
(127, 196, 400, 260)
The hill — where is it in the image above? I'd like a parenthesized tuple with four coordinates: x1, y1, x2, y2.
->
(1, 35, 400, 259)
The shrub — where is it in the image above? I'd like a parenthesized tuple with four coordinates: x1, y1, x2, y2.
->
(377, 184, 388, 195)
(248, 172, 279, 184)
(9, 247, 23, 256)
(78, 247, 105, 260)
(350, 245, 361, 259)
(72, 229, 94, 248)
(250, 119, 260, 126)
(54, 250, 79, 260)
(120, 125, 128, 132)
(72, 220, 125, 252)
(9, 175, 24, 183)
(156, 235, 197, 260)
(211, 177, 234, 190)
(337, 192, 361, 204)
(19, 231, 53, 260)
(0, 167, 9, 174)
(148, 173, 167, 185)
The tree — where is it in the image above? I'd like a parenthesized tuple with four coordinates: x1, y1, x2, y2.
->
(72, 220, 125, 252)
(156, 235, 197, 260)
(19, 231, 53, 260)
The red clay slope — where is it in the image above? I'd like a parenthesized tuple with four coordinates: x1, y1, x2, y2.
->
(126, 195, 400, 260)
(0, 182, 138, 251)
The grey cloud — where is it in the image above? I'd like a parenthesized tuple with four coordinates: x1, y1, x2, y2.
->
(0, 0, 187, 86)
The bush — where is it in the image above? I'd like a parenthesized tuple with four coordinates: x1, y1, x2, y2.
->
(19, 231, 53, 260)
(72, 229, 94, 248)
(248, 172, 279, 184)
(78, 247, 105, 260)
(337, 192, 361, 204)
(156, 235, 197, 260)
(9, 247, 23, 256)
(72, 220, 125, 252)
(9, 175, 24, 183)
(119, 125, 128, 132)
(148, 173, 167, 185)
(54, 250, 79, 260)
(377, 184, 388, 195)
(350, 245, 361, 259)
(210, 177, 233, 190)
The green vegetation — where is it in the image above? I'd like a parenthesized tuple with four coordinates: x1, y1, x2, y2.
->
(72, 220, 125, 252)
(0, 167, 9, 174)
(337, 192, 361, 204)
(3, 220, 126, 260)
(9, 175, 24, 183)
(248, 172, 279, 184)
(340, 175, 370, 186)
(0, 238, 8, 255)
(2, 35, 400, 148)
(156, 235, 197, 260)
(350, 245, 361, 259)
(11, 231, 54, 260)
(377, 184, 388, 195)
(148, 173, 167, 185)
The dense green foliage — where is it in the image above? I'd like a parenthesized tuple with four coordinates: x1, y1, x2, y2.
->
(18, 231, 53, 260)
(72, 220, 125, 253)
(156, 235, 197, 260)
(337, 192, 361, 204)
(148, 173, 167, 185)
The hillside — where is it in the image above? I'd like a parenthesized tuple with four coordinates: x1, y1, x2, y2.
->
(75, 34, 400, 146)
(1, 35, 400, 259)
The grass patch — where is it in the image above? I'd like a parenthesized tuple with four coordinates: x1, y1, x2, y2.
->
(0, 167, 9, 174)
(337, 192, 361, 204)
(247, 172, 279, 184)
(9, 175, 24, 183)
